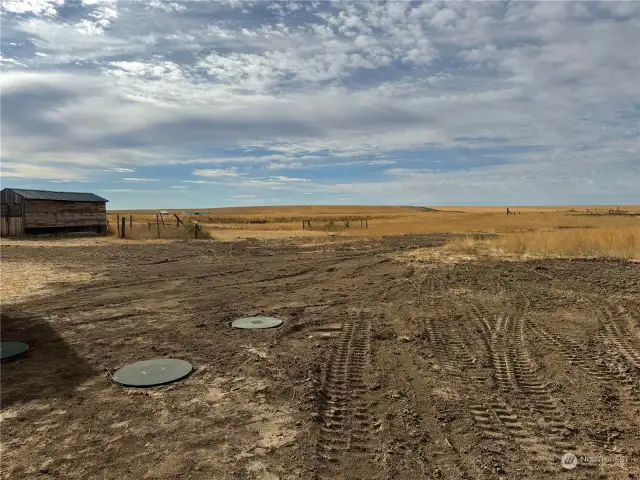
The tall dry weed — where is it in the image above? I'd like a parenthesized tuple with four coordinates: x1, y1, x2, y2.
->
(445, 226, 639, 259)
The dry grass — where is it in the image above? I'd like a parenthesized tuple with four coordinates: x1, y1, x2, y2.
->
(433, 205, 640, 213)
(109, 206, 640, 238)
(408, 226, 640, 262)
(106, 206, 640, 258)
(490, 226, 639, 258)
(1, 262, 98, 304)
(206, 229, 331, 242)
(348, 210, 640, 237)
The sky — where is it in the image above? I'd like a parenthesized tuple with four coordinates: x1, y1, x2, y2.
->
(1, 0, 639, 209)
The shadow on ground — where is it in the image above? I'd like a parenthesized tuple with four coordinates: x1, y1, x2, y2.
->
(1, 310, 95, 408)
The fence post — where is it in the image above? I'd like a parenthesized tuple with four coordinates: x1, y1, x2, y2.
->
(366, 218, 368, 228)
(121, 216, 126, 239)
(156, 214, 161, 238)
(129, 215, 132, 231)
(194, 222, 198, 239)
(302, 219, 305, 230)
(116, 214, 120, 237)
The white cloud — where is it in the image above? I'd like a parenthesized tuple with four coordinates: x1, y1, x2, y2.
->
(233, 194, 257, 198)
(0, 162, 88, 181)
(269, 176, 311, 182)
(122, 177, 159, 182)
(107, 167, 135, 173)
(170, 155, 288, 165)
(170, 185, 186, 189)
(193, 168, 240, 177)
(266, 162, 305, 170)
(384, 168, 437, 176)
(2, 0, 63, 16)
(0, 1, 638, 203)
(240, 179, 282, 186)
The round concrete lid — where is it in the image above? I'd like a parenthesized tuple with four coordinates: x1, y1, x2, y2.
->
(232, 316, 283, 330)
(112, 359, 192, 387)
(0, 342, 29, 361)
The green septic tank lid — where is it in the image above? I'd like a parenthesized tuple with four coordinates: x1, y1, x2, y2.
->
(0, 342, 29, 361)
(232, 316, 283, 330)
(112, 359, 192, 387)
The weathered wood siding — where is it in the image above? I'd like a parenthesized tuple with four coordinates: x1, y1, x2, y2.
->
(23, 201, 107, 228)
(0, 217, 25, 236)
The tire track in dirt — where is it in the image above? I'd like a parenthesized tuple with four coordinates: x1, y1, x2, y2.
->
(598, 305, 640, 369)
(508, 314, 577, 454)
(462, 306, 515, 448)
(467, 302, 567, 469)
(314, 310, 375, 480)
(527, 320, 612, 381)
(527, 313, 635, 455)
(428, 304, 547, 465)
(489, 323, 555, 464)
(423, 315, 470, 385)
(29, 252, 390, 312)
(380, 304, 473, 479)
(529, 306, 640, 411)
(417, 271, 442, 297)
(595, 305, 640, 407)
(489, 314, 518, 393)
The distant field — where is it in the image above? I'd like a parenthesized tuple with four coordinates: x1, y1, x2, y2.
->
(104, 204, 640, 259)
(107, 204, 640, 236)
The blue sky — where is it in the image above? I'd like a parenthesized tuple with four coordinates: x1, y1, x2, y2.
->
(1, 0, 638, 209)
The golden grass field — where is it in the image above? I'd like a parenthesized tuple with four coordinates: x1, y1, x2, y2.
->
(104, 205, 640, 260)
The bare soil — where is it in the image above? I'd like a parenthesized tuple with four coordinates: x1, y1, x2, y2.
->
(1, 235, 639, 479)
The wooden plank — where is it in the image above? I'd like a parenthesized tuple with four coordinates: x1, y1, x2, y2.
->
(1, 217, 25, 236)
(14, 217, 24, 236)
(24, 213, 108, 228)
(24, 201, 106, 214)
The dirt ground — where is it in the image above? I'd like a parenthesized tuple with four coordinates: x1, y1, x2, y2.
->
(1, 235, 639, 479)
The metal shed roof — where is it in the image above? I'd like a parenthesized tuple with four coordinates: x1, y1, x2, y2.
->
(5, 189, 108, 203)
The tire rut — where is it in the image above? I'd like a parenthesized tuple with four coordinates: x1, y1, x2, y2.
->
(314, 310, 375, 479)
(596, 305, 640, 407)
(530, 312, 640, 409)
(467, 302, 569, 469)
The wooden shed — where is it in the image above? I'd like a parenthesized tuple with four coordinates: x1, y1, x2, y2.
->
(1, 188, 108, 237)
